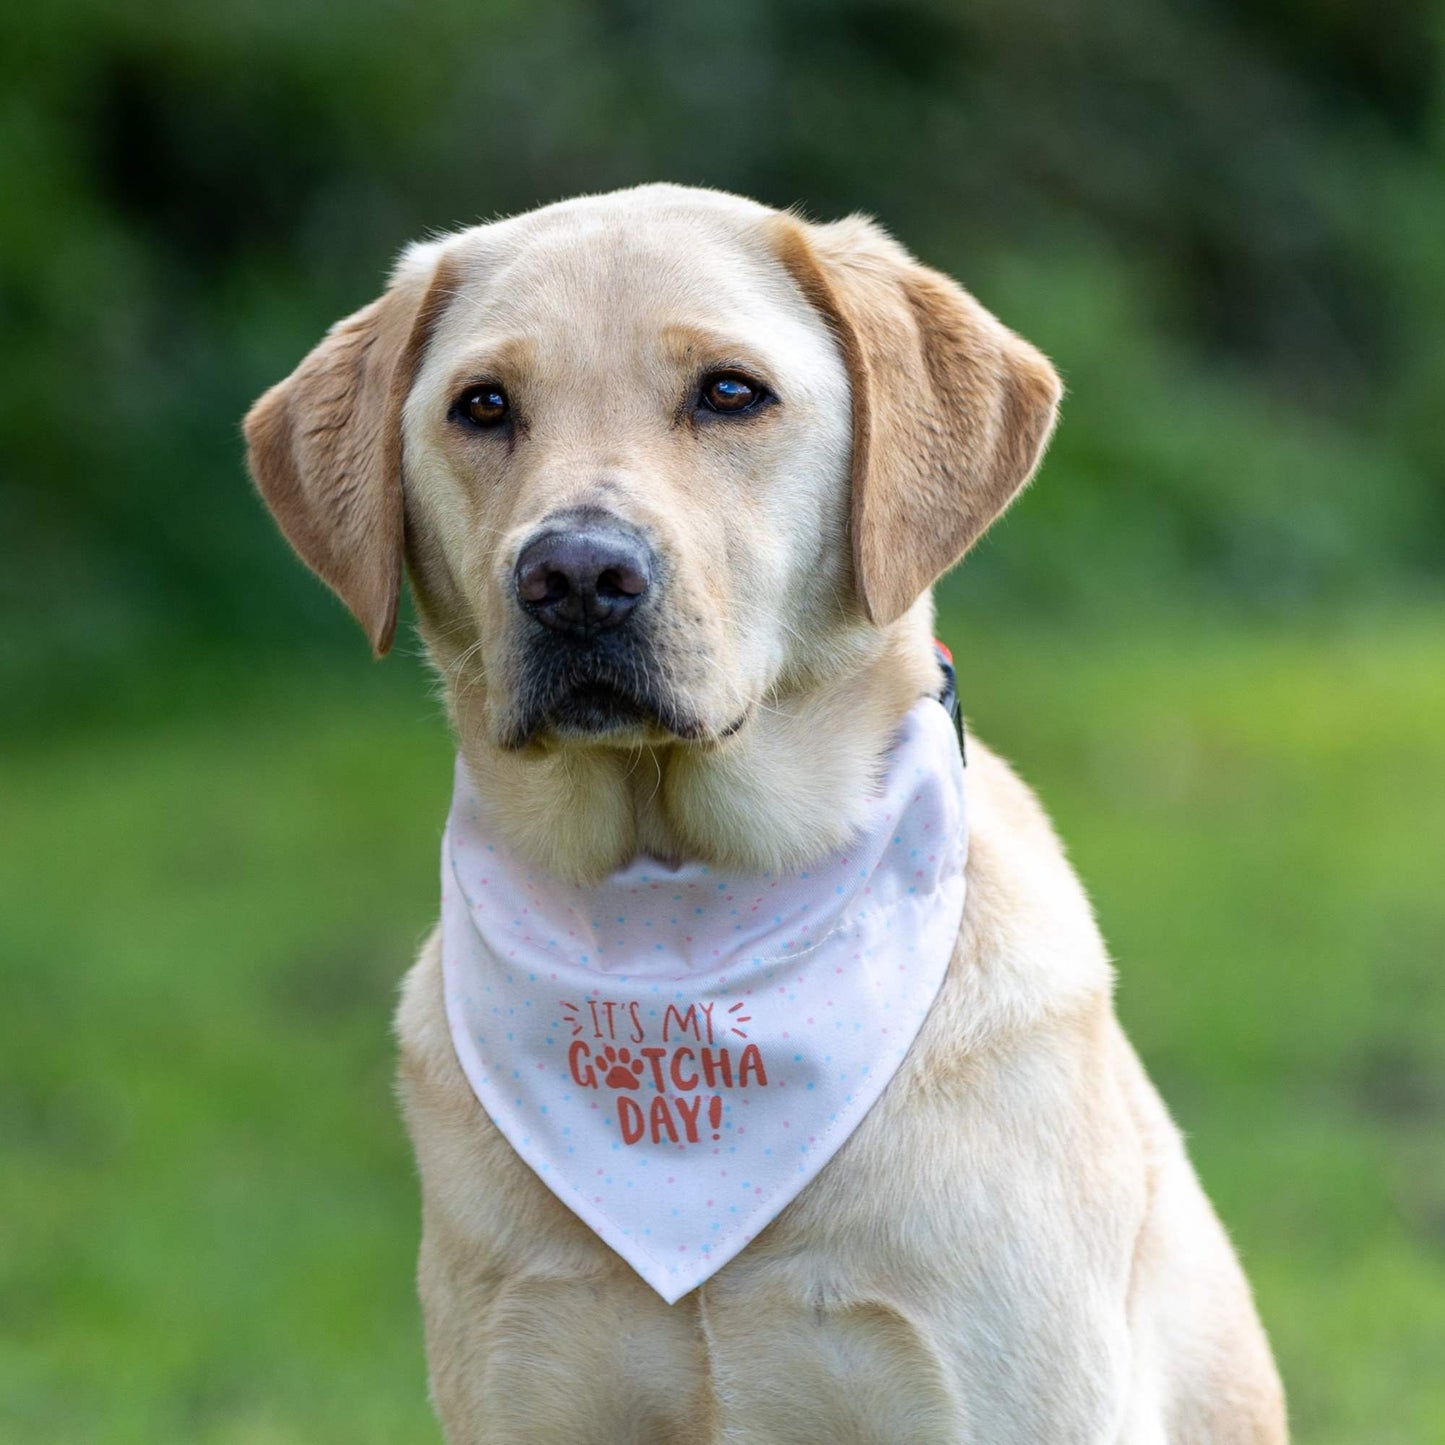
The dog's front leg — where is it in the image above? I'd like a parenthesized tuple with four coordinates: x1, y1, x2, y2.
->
(694, 1278, 966, 1444)
(418, 1225, 712, 1445)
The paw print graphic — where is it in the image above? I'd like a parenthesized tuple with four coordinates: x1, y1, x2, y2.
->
(600, 1045, 644, 1089)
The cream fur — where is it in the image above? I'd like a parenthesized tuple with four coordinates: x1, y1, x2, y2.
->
(249, 184, 1286, 1442)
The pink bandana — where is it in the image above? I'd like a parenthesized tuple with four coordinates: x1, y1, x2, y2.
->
(440, 697, 968, 1302)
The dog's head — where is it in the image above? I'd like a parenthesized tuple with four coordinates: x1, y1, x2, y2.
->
(246, 186, 1059, 864)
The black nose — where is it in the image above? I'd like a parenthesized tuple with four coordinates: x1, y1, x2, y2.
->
(514, 522, 652, 637)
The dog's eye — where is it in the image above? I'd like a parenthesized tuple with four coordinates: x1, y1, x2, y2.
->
(452, 384, 510, 428)
(699, 371, 768, 415)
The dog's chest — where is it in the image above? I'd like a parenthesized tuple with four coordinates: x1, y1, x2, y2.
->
(402, 938, 1145, 1443)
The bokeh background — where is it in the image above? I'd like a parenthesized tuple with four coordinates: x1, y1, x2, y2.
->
(3, 1, 1443, 1440)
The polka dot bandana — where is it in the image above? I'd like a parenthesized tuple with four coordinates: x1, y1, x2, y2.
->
(440, 697, 968, 1303)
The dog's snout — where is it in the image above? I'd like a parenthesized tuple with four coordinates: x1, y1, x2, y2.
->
(515, 522, 652, 637)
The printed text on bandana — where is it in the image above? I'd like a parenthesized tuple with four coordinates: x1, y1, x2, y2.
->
(562, 996, 767, 1147)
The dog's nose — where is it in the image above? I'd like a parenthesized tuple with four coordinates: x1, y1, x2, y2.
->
(514, 523, 652, 636)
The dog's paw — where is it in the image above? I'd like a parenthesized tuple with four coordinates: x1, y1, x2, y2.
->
(600, 1045, 645, 1089)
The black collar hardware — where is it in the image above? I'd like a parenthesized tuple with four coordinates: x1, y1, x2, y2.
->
(933, 641, 967, 766)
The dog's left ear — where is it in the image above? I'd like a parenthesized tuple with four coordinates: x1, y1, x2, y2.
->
(772, 215, 1062, 626)
(243, 245, 453, 656)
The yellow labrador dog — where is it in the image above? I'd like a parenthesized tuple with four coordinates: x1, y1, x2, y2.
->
(246, 184, 1286, 1443)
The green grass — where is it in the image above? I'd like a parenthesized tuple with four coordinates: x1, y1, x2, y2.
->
(3, 618, 1443, 1443)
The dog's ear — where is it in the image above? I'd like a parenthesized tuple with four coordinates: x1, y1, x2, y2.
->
(243, 246, 454, 656)
(772, 215, 1062, 626)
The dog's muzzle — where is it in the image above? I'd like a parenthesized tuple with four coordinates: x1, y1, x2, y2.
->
(506, 509, 694, 746)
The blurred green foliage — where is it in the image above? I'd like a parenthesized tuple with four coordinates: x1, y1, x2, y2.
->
(2, 0, 1443, 717)
(3, 2, 1444, 1441)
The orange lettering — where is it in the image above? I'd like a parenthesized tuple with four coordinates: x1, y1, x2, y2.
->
(568, 1040, 596, 1088)
(649, 1096, 678, 1145)
(663, 1003, 700, 1042)
(640, 1047, 669, 1093)
(699, 1047, 733, 1089)
(674, 1094, 702, 1142)
(738, 1044, 768, 1088)
(617, 1095, 645, 1144)
(670, 1047, 698, 1092)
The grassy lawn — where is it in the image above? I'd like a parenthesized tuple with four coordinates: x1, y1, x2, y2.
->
(3, 617, 1443, 1443)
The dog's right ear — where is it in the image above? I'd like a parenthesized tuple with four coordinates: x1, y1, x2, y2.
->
(243, 245, 454, 656)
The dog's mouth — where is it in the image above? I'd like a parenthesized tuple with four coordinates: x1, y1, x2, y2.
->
(503, 644, 710, 750)
(546, 678, 656, 735)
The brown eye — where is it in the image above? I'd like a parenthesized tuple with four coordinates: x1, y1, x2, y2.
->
(453, 383, 510, 428)
(700, 371, 768, 415)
